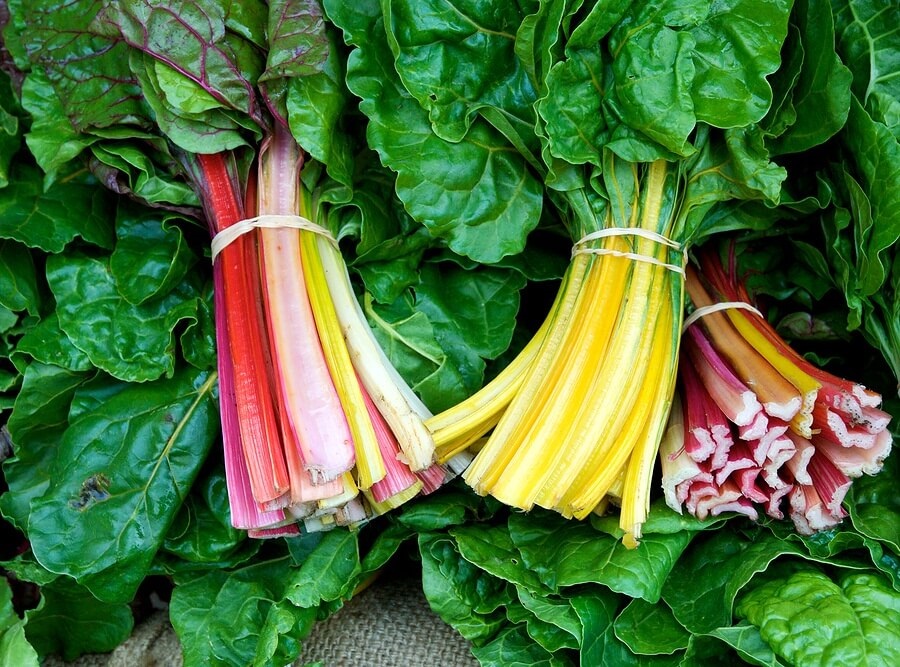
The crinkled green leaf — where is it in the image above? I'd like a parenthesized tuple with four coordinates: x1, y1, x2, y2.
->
(701, 624, 787, 667)
(0, 77, 21, 189)
(0, 579, 38, 667)
(769, 0, 852, 154)
(110, 206, 198, 305)
(0, 164, 114, 252)
(47, 254, 200, 383)
(180, 281, 217, 371)
(383, 0, 537, 145)
(688, 0, 792, 128)
(847, 450, 900, 554)
(286, 530, 361, 607)
(0, 241, 39, 316)
(170, 556, 316, 667)
(614, 599, 690, 655)
(507, 599, 580, 653)
(396, 488, 486, 532)
(23, 575, 133, 662)
(162, 468, 245, 564)
(471, 625, 570, 667)
(538, 48, 606, 168)
(834, 0, 900, 132)
(451, 523, 548, 593)
(570, 588, 643, 667)
(0, 364, 89, 530)
(325, 0, 542, 263)
(286, 35, 355, 189)
(516, 587, 583, 647)
(509, 510, 692, 601)
(418, 533, 513, 644)
(12, 315, 92, 373)
(737, 567, 900, 667)
(26, 369, 218, 603)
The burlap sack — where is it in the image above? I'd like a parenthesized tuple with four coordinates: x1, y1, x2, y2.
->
(45, 574, 477, 667)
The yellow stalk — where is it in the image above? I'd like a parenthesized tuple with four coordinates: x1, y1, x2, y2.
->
(462, 254, 592, 494)
(300, 228, 386, 489)
(426, 315, 550, 447)
(489, 243, 632, 509)
(725, 310, 820, 437)
(435, 413, 503, 463)
(318, 472, 360, 510)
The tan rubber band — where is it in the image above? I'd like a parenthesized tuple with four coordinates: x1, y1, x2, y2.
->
(210, 214, 338, 262)
(572, 228, 685, 275)
(681, 301, 764, 333)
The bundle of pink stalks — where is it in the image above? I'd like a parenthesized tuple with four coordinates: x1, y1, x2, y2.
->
(660, 250, 893, 535)
(198, 131, 467, 539)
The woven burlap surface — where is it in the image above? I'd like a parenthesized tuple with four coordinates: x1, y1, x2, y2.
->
(45, 573, 477, 667)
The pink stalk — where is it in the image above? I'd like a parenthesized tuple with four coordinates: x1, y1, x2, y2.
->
(416, 464, 449, 495)
(248, 524, 301, 539)
(806, 452, 853, 516)
(713, 441, 755, 485)
(214, 261, 287, 531)
(362, 388, 420, 504)
(735, 468, 768, 503)
(745, 419, 789, 465)
(684, 325, 765, 427)
(789, 484, 843, 535)
(813, 430, 893, 477)
(764, 478, 793, 519)
(737, 412, 768, 442)
(762, 436, 795, 489)
(784, 432, 815, 485)
(694, 480, 748, 521)
(812, 402, 880, 449)
(680, 358, 734, 464)
(685, 481, 720, 516)
(257, 125, 354, 482)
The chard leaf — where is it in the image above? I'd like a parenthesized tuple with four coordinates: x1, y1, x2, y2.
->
(688, 0, 792, 128)
(847, 449, 900, 554)
(23, 576, 133, 662)
(170, 556, 316, 667)
(325, 0, 542, 263)
(13, 314, 93, 373)
(471, 625, 569, 667)
(110, 207, 198, 305)
(0, 241, 39, 316)
(509, 510, 692, 602)
(47, 254, 200, 383)
(737, 568, 900, 667)
(537, 47, 606, 168)
(0, 78, 21, 189)
(261, 0, 329, 81)
(88, 143, 201, 208)
(0, 364, 89, 530)
(382, 0, 538, 145)
(396, 487, 487, 532)
(25, 369, 218, 603)
(95, 0, 264, 126)
(768, 0, 853, 154)
(162, 468, 245, 564)
(613, 599, 690, 655)
(285, 530, 362, 607)
(507, 600, 580, 653)
(0, 579, 38, 667)
(702, 624, 787, 667)
(451, 523, 548, 593)
(569, 589, 645, 667)
(662, 530, 807, 634)
(419, 533, 513, 644)
(6, 0, 144, 131)
(833, 0, 900, 132)
(516, 587, 583, 646)
(0, 164, 114, 252)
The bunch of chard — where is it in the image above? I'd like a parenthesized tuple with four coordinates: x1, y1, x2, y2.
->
(4, 0, 464, 536)
(661, 248, 892, 533)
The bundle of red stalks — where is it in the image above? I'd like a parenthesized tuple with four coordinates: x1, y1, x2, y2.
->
(661, 248, 892, 534)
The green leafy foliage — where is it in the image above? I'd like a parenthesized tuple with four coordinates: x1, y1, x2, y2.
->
(0, 579, 38, 667)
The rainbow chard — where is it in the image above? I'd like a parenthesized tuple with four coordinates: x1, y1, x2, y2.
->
(1, 0, 468, 538)
(662, 248, 893, 534)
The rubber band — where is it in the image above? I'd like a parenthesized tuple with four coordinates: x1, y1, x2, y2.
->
(210, 214, 338, 262)
(571, 228, 686, 275)
(681, 301, 764, 333)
